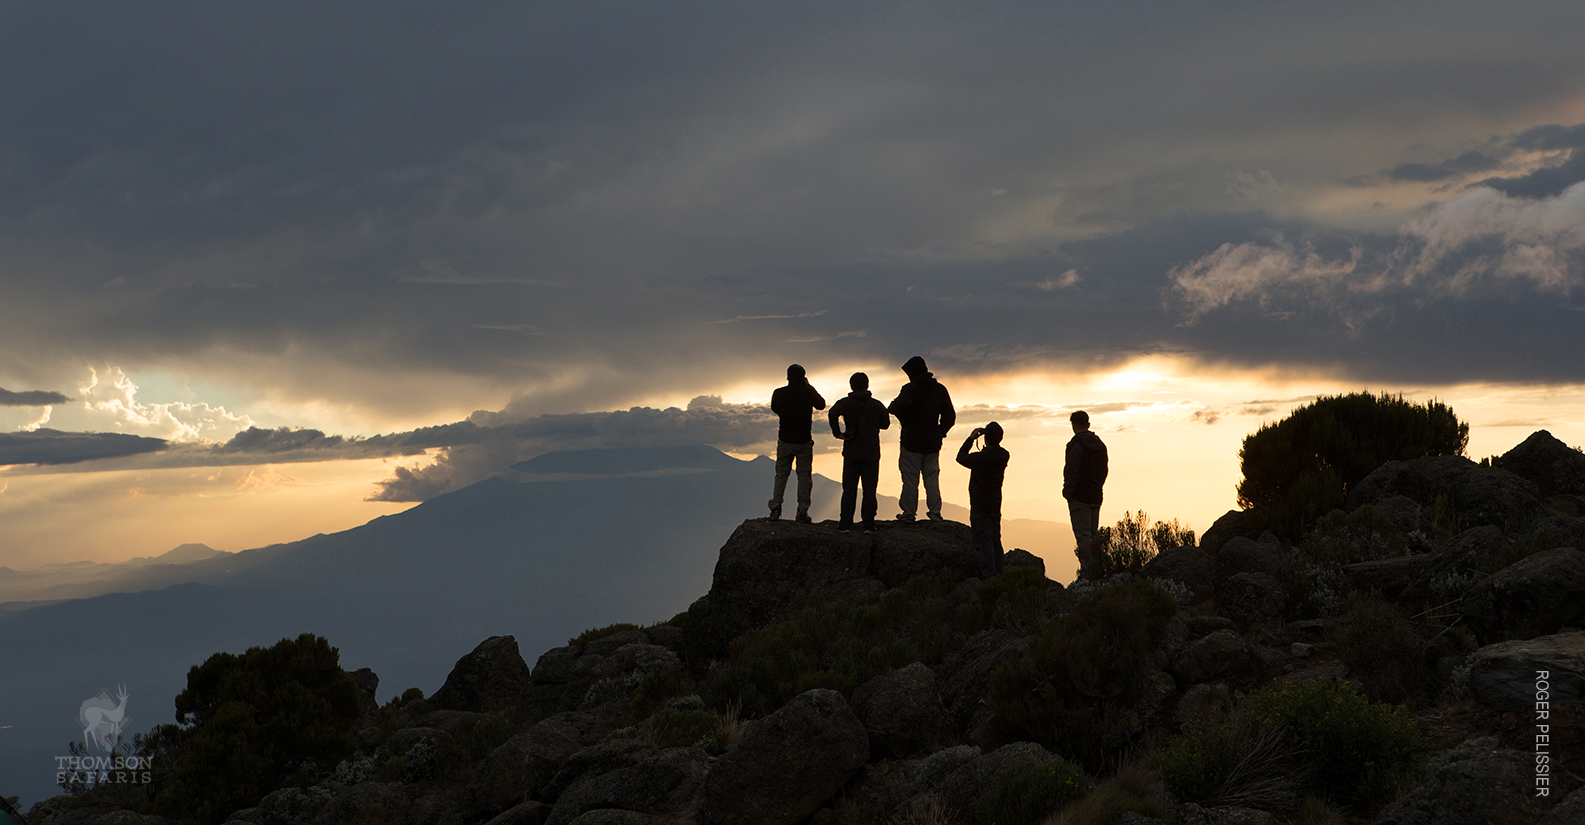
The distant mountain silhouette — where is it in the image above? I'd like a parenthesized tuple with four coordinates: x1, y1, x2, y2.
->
(0, 445, 1073, 807)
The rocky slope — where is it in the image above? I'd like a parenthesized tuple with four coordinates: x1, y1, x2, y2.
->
(24, 431, 1585, 825)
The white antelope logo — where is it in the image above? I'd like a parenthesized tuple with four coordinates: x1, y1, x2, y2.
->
(78, 684, 130, 752)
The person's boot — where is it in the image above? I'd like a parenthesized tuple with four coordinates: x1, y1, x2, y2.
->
(768, 505, 781, 520)
(795, 510, 812, 524)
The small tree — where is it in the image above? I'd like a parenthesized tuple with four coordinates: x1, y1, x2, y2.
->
(1236, 392, 1467, 539)
(144, 633, 361, 823)
(1092, 510, 1196, 576)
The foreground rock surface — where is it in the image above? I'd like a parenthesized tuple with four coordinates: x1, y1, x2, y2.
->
(1468, 631, 1585, 711)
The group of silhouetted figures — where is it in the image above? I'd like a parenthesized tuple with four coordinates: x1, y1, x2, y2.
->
(768, 357, 1109, 579)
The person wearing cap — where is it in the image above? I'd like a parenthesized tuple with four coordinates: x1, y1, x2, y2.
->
(829, 372, 891, 533)
(768, 363, 826, 522)
(1063, 410, 1109, 578)
(887, 355, 955, 522)
(956, 421, 1010, 578)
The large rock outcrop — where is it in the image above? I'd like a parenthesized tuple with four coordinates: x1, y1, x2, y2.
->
(1468, 632, 1585, 711)
(1494, 430, 1585, 499)
(684, 520, 976, 661)
(429, 635, 534, 713)
(1347, 455, 1542, 529)
(1460, 548, 1585, 643)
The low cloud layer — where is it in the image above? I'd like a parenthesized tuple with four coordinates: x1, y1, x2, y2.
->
(0, 388, 71, 407)
(0, 429, 168, 465)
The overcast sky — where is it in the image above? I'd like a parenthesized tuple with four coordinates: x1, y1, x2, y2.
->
(3, 1, 1585, 564)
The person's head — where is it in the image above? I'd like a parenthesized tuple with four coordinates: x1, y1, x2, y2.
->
(786, 363, 806, 382)
(983, 421, 1004, 445)
(1070, 410, 1090, 432)
(850, 372, 869, 392)
(901, 355, 929, 379)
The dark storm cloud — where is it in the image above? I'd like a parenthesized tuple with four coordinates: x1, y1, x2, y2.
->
(5, 1, 1585, 414)
(1481, 150, 1585, 199)
(0, 388, 72, 406)
(0, 430, 167, 466)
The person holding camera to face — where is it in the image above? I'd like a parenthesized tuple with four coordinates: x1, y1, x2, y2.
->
(956, 421, 1009, 578)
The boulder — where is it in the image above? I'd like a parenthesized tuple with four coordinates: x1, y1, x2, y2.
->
(542, 740, 655, 803)
(896, 741, 1059, 821)
(1200, 509, 1258, 554)
(1002, 548, 1046, 575)
(546, 747, 712, 825)
(1494, 430, 1585, 498)
(565, 813, 674, 825)
(1174, 683, 1233, 727)
(569, 643, 683, 710)
(1187, 615, 1237, 638)
(253, 786, 336, 825)
(469, 717, 582, 816)
(430, 635, 534, 713)
(1218, 572, 1288, 629)
(1467, 632, 1585, 711)
(1347, 455, 1542, 530)
(378, 726, 456, 764)
(850, 662, 948, 759)
(936, 629, 1028, 729)
(1141, 545, 1215, 604)
(532, 646, 583, 685)
(350, 667, 380, 722)
(584, 630, 650, 657)
(1461, 548, 1585, 642)
(308, 782, 415, 825)
(871, 520, 979, 587)
(1180, 805, 1277, 825)
(683, 521, 881, 661)
(697, 689, 869, 825)
(1371, 495, 1424, 533)
(1539, 785, 1585, 825)
(1372, 746, 1580, 825)
(1172, 630, 1256, 684)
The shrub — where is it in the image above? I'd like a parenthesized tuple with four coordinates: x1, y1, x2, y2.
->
(1159, 678, 1423, 810)
(142, 633, 361, 823)
(645, 708, 724, 750)
(989, 580, 1178, 768)
(974, 758, 1092, 825)
(1092, 511, 1196, 577)
(1236, 392, 1468, 539)
(1338, 592, 1433, 706)
(570, 623, 644, 646)
(631, 664, 696, 717)
(1301, 505, 1413, 565)
(1046, 762, 1167, 825)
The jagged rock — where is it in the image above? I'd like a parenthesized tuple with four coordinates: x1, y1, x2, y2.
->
(533, 646, 583, 685)
(571, 643, 683, 710)
(1372, 495, 1424, 533)
(1468, 631, 1585, 710)
(829, 758, 928, 824)
(584, 631, 650, 657)
(1373, 746, 1581, 825)
(251, 786, 336, 825)
(350, 667, 379, 722)
(469, 717, 582, 816)
(1210, 535, 1286, 599)
(1539, 785, 1585, 825)
(1141, 545, 1215, 604)
(484, 801, 552, 825)
(644, 624, 686, 652)
(1495, 430, 1585, 498)
(1003, 547, 1045, 574)
(546, 746, 712, 825)
(1461, 548, 1585, 642)
(1174, 683, 1232, 727)
(896, 741, 1059, 821)
(1344, 554, 1429, 599)
(1218, 572, 1287, 629)
(1347, 455, 1542, 529)
(430, 635, 534, 712)
(542, 740, 656, 802)
(936, 629, 1028, 730)
(872, 521, 979, 586)
(851, 662, 948, 758)
(310, 782, 414, 825)
(412, 708, 483, 734)
(1172, 629, 1256, 684)
(697, 689, 869, 825)
(1400, 525, 1505, 603)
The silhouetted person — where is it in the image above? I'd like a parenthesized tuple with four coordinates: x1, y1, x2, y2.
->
(829, 371, 891, 533)
(956, 421, 1009, 578)
(888, 356, 955, 522)
(1063, 410, 1108, 578)
(768, 363, 826, 522)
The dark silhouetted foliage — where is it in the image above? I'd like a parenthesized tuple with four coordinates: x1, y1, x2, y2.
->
(973, 757, 1092, 825)
(990, 580, 1178, 768)
(1092, 510, 1197, 576)
(142, 633, 361, 824)
(1237, 392, 1467, 539)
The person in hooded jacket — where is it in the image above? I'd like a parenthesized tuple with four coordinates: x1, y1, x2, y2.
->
(767, 363, 826, 522)
(1063, 410, 1109, 578)
(829, 372, 891, 533)
(887, 356, 955, 522)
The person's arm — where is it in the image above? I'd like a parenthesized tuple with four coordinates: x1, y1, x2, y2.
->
(938, 385, 956, 438)
(877, 399, 891, 430)
(955, 430, 981, 468)
(771, 386, 785, 417)
(1064, 438, 1081, 488)
(829, 403, 845, 439)
(887, 384, 911, 416)
(809, 384, 826, 411)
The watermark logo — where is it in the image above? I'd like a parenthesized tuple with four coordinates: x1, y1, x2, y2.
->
(1535, 670, 1552, 798)
(78, 684, 130, 753)
(56, 683, 153, 790)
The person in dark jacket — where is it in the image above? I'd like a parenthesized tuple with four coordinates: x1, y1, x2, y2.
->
(768, 363, 826, 522)
(829, 372, 891, 533)
(956, 421, 1009, 578)
(1062, 410, 1109, 578)
(887, 356, 955, 522)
